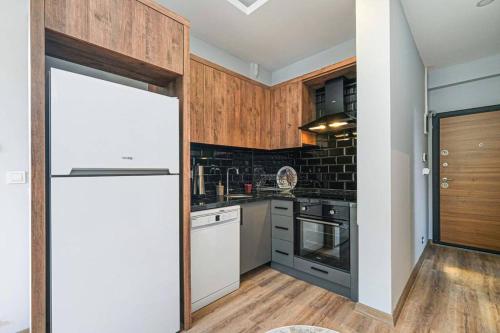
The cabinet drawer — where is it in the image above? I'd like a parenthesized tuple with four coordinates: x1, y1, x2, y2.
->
(271, 239, 293, 267)
(293, 257, 350, 287)
(271, 214, 293, 242)
(271, 200, 294, 217)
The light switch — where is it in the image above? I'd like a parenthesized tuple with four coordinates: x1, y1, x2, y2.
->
(6, 171, 27, 184)
(422, 168, 430, 175)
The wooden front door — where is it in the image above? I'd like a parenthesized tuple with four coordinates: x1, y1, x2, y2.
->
(438, 108, 500, 252)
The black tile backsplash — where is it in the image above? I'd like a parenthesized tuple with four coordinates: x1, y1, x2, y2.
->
(191, 132, 357, 196)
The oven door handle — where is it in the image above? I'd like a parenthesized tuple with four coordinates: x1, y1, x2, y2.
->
(296, 216, 341, 227)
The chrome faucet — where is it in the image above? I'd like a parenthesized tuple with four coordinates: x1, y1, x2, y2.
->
(226, 167, 239, 196)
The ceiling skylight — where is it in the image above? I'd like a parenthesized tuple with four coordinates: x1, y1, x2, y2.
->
(226, 0, 271, 15)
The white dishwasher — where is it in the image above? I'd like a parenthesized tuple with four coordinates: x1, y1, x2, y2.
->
(191, 206, 240, 312)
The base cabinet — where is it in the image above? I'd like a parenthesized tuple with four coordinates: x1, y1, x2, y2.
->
(270, 200, 295, 268)
(240, 201, 272, 274)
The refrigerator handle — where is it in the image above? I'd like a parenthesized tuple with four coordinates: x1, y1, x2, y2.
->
(64, 168, 178, 177)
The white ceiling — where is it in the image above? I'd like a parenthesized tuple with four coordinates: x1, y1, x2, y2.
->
(158, 0, 355, 71)
(401, 0, 500, 68)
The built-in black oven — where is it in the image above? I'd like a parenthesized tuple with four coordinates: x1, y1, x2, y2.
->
(294, 198, 350, 272)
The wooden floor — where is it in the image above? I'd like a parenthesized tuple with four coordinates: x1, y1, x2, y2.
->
(186, 245, 500, 333)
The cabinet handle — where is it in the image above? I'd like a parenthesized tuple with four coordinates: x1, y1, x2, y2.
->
(311, 266, 329, 275)
(240, 208, 243, 225)
(275, 226, 289, 231)
(275, 250, 289, 256)
(274, 206, 288, 210)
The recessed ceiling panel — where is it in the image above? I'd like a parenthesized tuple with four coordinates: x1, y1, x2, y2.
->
(225, 0, 270, 15)
(239, 0, 260, 6)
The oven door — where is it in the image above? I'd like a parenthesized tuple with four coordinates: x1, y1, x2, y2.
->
(295, 216, 350, 272)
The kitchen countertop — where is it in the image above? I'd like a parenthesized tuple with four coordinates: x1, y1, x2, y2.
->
(191, 189, 357, 212)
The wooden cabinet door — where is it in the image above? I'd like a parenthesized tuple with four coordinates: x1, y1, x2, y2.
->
(271, 82, 301, 149)
(45, 0, 184, 75)
(190, 60, 205, 143)
(241, 81, 271, 149)
(202, 66, 241, 146)
(240, 201, 272, 274)
(225, 74, 243, 147)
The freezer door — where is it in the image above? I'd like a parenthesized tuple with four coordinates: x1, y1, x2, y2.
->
(50, 68, 179, 175)
(50, 176, 179, 333)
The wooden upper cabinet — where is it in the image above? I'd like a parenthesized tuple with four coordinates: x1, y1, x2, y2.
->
(190, 58, 270, 149)
(190, 59, 205, 143)
(207, 67, 241, 146)
(241, 81, 271, 149)
(45, 0, 184, 75)
(270, 82, 303, 149)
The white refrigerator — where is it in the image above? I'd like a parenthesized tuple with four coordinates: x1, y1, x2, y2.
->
(49, 68, 180, 333)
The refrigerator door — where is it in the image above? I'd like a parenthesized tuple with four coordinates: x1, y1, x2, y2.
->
(49, 68, 179, 176)
(50, 175, 179, 333)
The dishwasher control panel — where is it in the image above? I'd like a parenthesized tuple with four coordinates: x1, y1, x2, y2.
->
(191, 206, 240, 229)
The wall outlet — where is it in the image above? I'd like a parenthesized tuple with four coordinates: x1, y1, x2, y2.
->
(6, 171, 26, 184)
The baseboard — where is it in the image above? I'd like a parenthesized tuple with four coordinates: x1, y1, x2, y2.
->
(355, 241, 431, 327)
(354, 303, 393, 326)
(392, 240, 431, 325)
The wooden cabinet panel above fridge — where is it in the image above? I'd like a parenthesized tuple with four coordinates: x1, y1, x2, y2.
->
(45, 0, 185, 76)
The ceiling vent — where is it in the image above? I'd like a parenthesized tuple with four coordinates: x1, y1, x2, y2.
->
(226, 0, 270, 15)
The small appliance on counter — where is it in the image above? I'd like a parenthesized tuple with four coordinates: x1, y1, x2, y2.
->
(193, 164, 206, 195)
(216, 181, 225, 196)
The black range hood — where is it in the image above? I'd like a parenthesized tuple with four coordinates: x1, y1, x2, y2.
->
(300, 76, 356, 134)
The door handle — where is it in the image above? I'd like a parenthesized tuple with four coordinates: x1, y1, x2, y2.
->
(310, 266, 329, 275)
(275, 226, 289, 231)
(442, 177, 453, 182)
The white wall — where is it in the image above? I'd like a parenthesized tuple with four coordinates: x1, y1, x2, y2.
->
(0, 0, 30, 332)
(271, 39, 356, 85)
(389, 0, 426, 309)
(428, 53, 500, 112)
(356, 0, 393, 314)
(191, 35, 272, 85)
(428, 53, 500, 91)
(357, 0, 426, 314)
(426, 54, 500, 238)
(191, 35, 357, 87)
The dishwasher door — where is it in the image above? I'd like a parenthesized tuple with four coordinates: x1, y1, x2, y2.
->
(191, 207, 240, 312)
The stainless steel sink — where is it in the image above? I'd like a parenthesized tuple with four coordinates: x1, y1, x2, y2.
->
(225, 194, 253, 199)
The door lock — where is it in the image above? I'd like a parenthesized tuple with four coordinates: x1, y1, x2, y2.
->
(441, 149, 449, 156)
(441, 177, 453, 189)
